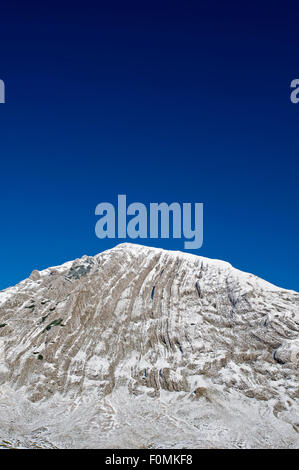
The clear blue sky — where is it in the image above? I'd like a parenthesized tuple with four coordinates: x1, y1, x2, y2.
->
(0, 1, 298, 291)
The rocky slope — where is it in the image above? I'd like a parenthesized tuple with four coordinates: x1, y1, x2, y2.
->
(0, 243, 298, 448)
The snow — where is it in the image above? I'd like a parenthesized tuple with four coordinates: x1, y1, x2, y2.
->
(0, 243, 298, 448)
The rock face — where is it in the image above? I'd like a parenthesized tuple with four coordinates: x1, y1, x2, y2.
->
(0, 243, 298, 449)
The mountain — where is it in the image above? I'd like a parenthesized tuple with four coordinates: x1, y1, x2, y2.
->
(0, 243, 298, 449)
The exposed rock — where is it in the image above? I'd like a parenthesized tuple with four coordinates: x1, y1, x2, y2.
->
(0, 243, 298, 449)
(29, 270, 40, 281)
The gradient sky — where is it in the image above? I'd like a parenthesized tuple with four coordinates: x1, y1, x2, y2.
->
(0, 1, 298, 291)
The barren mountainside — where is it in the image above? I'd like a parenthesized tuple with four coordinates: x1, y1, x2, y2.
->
(0, 243, 298, 448)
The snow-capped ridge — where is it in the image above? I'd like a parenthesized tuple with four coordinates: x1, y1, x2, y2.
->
(0, 242, 298, 448)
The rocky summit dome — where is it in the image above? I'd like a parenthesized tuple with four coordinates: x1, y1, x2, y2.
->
(0, 243, 298, 448)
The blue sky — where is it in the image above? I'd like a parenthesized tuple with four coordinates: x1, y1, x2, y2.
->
(0, 1, 298, 291)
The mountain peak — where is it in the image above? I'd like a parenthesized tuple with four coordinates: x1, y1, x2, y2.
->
(0, 244, 298, 448)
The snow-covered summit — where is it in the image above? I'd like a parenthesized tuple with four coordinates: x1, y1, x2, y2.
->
(0, 243, 298, 448)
